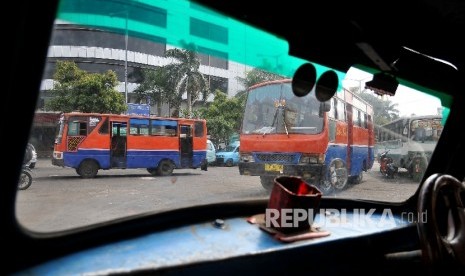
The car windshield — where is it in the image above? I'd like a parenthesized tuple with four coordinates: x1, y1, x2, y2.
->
(223, 145, 237, 152)
(16, 0, 450, 233)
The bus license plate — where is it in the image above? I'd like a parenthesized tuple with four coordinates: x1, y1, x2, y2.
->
(265, 164, 283, 172)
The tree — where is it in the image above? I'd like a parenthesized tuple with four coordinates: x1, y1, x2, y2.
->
(235, 68, 284, 101)
(164, 45, 210, 117)
(199, 90, 244, 145)
(133, 67, 176, 116)
(358, 91, 400, 125)
(46, 61, 126, 113)
(231, 68, 284, 128)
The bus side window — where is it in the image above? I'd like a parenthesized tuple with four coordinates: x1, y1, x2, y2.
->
(68, 121, 87, 136)
(362, 113, 367, 129)
(353, 109, 360, 126)
(79, 123, 87, 135)
(98, 118, 109, 134)
(181, 125, 192, 136)
(329, 98, 336, 119)
(130, 119, 149, 135)
(194, 121, 204, 137)
(151, 120, 177, 136)
(336, 100, 346, 121)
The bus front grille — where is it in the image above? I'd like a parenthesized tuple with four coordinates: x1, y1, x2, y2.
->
(255, 154, 295, 163)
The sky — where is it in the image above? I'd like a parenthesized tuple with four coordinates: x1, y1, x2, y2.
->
(343, 67, 443, 117)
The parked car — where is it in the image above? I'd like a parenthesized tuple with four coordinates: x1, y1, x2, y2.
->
(3, 0, 465, 275)
(216, 142, 240, 167)
(206, 139, 216, 165)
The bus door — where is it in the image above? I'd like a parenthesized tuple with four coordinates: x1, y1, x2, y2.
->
(346, 104, 354, 173)
(367, 114, 373, 167)
(179, 125, 193, 168)
(110, 121, 127, 168)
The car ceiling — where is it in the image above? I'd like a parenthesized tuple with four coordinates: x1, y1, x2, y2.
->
(192, 0, 465, 97)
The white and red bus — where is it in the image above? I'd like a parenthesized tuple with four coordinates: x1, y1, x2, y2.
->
(376, 114, 444, 181)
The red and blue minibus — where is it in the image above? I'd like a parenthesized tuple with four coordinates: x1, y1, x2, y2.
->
(239, 79, 374, 193)
(52, 112, 208, 178)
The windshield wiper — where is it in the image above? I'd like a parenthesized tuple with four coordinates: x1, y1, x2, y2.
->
(281, 107, 289, 137)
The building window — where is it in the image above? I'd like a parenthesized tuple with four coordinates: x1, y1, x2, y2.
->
(51, 27, 166, 57)
(197, 47, 228, 69)
(190, 18, 228, 44)
(208, 76, 228, 93)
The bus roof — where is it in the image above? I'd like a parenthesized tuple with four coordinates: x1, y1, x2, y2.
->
(380, 114, 442, 126)
(248, 79, 291, 90)
(62, 112, 206, 122)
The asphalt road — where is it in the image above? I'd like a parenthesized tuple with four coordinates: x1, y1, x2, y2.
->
(15, 159, 420, 232)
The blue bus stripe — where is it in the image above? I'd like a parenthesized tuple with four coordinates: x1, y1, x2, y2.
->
(325, 145, 374, 177)
(63, 149, 207, 169)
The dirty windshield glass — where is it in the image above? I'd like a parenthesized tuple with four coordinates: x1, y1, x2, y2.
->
(242, 82, 323, 135)
(16, 0, 449, 232)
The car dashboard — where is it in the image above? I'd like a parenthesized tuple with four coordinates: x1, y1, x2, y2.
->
(17, 198, 422, 275)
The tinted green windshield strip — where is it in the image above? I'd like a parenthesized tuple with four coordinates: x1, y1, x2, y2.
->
(57, 0, 344, 88)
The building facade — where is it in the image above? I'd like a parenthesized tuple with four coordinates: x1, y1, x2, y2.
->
(32, 0, 293, 156)
(38, 0, 256, 115)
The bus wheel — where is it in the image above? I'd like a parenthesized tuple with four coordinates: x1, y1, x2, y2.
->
(319, 180, 333, 194)
(260, 176, 275, 192)
(328, 159, 348, 190)
(77, 160, 99, 178)
(349, 172, 363, 184)
(147, 168, 157, 176)
(157, 160, 174, 176)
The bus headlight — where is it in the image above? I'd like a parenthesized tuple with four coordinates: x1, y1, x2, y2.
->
(300, 153, 325, 164)
(53, 151, 63, 159)
(240, 152, 254, 162)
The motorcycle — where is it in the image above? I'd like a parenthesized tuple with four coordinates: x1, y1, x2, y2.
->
(18, 165, 33, 190)
(378, 150, 398, 178)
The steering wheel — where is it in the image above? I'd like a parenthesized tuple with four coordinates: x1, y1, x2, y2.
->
(417, 173, 465, 272)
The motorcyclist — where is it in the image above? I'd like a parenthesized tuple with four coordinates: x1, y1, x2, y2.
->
(379, 149, 397, 178)
(23, 143, 34, 166)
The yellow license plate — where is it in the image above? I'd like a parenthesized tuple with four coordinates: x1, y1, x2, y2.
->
(264, 164, 283, 172)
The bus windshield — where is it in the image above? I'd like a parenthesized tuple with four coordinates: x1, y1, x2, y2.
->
(242, 82, 323, 135)
(54, 114, 65, 144)
(410, 118, 443, 143)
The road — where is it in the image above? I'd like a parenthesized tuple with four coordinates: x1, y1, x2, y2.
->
(15, 159, 420, 232)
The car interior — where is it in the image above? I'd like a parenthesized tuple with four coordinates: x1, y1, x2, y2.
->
(3, 0, 465, 275)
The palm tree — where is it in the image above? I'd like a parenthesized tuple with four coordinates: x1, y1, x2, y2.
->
(358, 92, 400, 125)
(235, 67, 284, 101)
(379, 100, 400, 123)
(164, 46, 210, 117)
